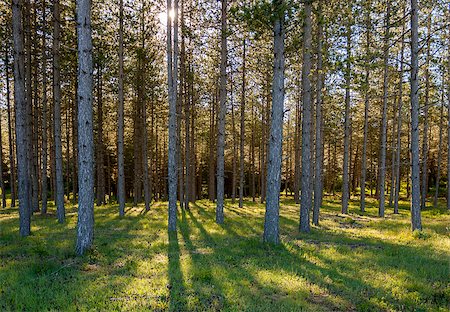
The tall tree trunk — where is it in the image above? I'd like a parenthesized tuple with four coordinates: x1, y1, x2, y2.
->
(433, 91, 444, 208)
(216, 0, 227, 224)
(239, 39, 246, 208)
(208, 90, 216, 202)
(312, 0, 324, 226)
(409, 0, 422, 231)
(394, 9, 405, 214)
(421, 15, 431, 210)
(251, 100, 255, 202)
(96, 63, 105, 206)
(389, 93, 396, 208)
(53, 0, 65, 223)
(447, 16, 450, 211)
(12, 0, 31, 235)
(167, 0, 178, 231)
(0, 96, 5, 208)
(72, 81, 78, 202)
(300, 0, 312, 233)
(5, 50, 16, 208)
(41, 0, 49, 214)
(117, 0, 125, 216)
(263, 0, 285, 244)
(294, 73, 301, 204)
(378, 0, 390, 217)
(75, 0, 94, 255)
(360, 6, 369, 211)
(31, 2, 39, 213)
(231, 76, 237, 204)
(341, 19, 351, 214)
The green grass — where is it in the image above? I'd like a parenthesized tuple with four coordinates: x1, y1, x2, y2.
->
(1, 196, 449, 311)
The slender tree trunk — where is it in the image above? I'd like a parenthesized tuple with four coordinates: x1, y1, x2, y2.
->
(447, 17, 450, 211)
(239, 39, 246, 208)
(53, 0, 65, 223)
(167, 0, 178, 231)
(433, 91, 444, 208)
(216, 0, 227, 223)
(394, 10, 405, 214)
(13, 0, 31, 235)
(31, 2, 39, 213)
(341, 20, 351, 214)
(72, 81, 78, 202)
(251, 101, 255, 202)
(410, 0, 422, 231)
(76, 0, 94, 255)
(208, 90, 216, 202)
(117, 0, 125, 216)
(5, 50, 16, 208)
(263, 0, 285, 244)
(231, 76, 237, 204)
(294, 74, 301, 204)
(96, 63, 105, 206)
(312, 0, 324, 226)
(41, 0, 48, 214)
(421, 15, 431, 210)
(378, 0, 390, 217)
(389, 93, 397, 208)
(0, 98, 5, 208)
(181, 2, 190, 209)
(300, 0, 312, 233)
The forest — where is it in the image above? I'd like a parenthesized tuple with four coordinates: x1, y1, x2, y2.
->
(0, 0, 449, 310)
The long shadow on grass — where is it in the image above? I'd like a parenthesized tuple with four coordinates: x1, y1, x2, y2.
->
(168, 230, 187, 311)
(186, 200, 449, 310)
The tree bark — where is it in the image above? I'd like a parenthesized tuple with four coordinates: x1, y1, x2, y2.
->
(239, 39, 246, 208)
(5, 50, 16, 208)
(53, 0, 65, 223)
(410, 0, 422, 231)
(263, 0, 285, 244)
(13, 0, 31, 236)
(76, 0, 95, 254)
(167, 0, 178, 231)
(341, 19, 351, 214)
(117, 0, 125, 216)
(394, 9, 405, 214)
(433, 91, 444, 208)
(421, 15, 431, 210)
(216, 0, 227, 224)
(300, 0, 312, 233)
(378, 0, 390, 217)
(96, 62, 105, 206)
(41, 0, 49, 214)
(312, 0, 324, 226)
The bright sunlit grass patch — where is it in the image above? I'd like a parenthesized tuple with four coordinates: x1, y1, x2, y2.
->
(0, 196, 449, 311)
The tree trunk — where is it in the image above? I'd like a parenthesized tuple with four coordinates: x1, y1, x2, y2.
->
(117, 0, 125, 216)
(447, 17, 450, 211)
(433, 91, 444, 208)
(216, 0, 227, 224)
(53, 0, 65, 223)
(263, 0, 285, 244)
(378, 0, 390, 217)
(239, 39, 246, 208)
(300, 0, 312, 233)
(410, 0, 422, 231)
(231, 75, 237, 204)
(341, 20, 351, 214)
(394, 9, 405, 214)
(13, 0, 31, 236)
(421, 15, 431, 210)
(5, 50, 16, 208)
(41, 0, 48, 214)
(76, 0, 95, 254)
(167, 0, 178, 231)
(312, 0, 324, 226)
(96, 63, 105, 206)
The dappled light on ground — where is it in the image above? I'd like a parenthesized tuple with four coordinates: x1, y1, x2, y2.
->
(0, 197, 449, 310)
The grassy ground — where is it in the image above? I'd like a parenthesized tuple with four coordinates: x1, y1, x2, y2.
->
(0, 196, 449, 311)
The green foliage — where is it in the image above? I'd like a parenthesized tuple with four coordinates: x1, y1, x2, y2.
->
(0, 197, 449, 311)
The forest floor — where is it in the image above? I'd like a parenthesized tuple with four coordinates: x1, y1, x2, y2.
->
(0, 196, 449, 311)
